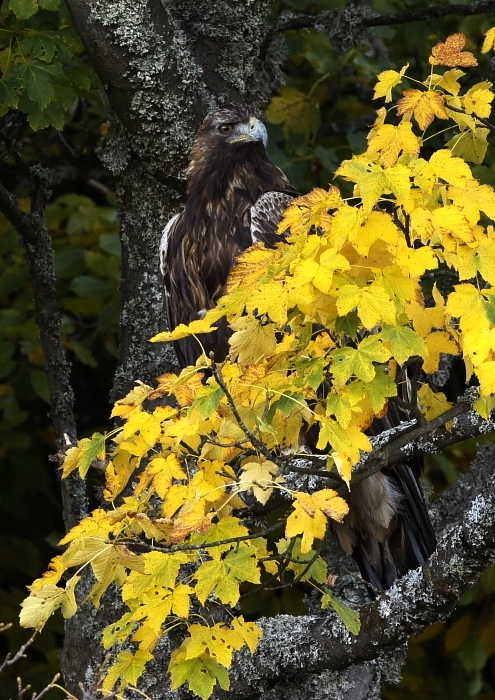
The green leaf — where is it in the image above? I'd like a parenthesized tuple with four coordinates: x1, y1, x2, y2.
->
(8, 0, 38, 19)
(71, 275, 113, 300)
(20, 32, 60, 63)
(380, 324, 426, 364)
(55, 248, 85, 278)
(102, 611, 136, 650)
(102, 649, 152, 691)
(190, 384, 223, 420)
(65, 64, 94, 91)
(458, 637, 487, 671)
(38, 0, 59, 9)
(331, 336, 390, 384)
(0, 78, 19, 116)
(29, 368, 50, 403)
(321, 589, 361, 635)
(335, 310, 359, 339)
(269, 391, 305, 417)
(61, 432, 106, 479)
(276, 538, 328, 583)
(295, 356, 325, 391)
(68, 340, 97, 368)
(361, 368, 397, 413)
(169, 655, 229, 699)
(194, 545, 260, 606)
(100, 233, 121, 256)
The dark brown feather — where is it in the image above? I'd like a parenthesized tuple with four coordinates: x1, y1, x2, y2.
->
(160, 107, 297, 366)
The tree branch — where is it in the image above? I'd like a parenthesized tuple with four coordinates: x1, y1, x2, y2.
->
(274, 0, 495, 35)
(281, 400, 477, 493)
(0, 168, 87, 530)
(213, 444, 495, 699)
(0, 180, 38, 245)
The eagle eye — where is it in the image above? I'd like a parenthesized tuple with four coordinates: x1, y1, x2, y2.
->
(218, 123, 234, 135)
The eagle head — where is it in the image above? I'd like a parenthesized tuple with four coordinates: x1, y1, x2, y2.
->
(188, 107, 268, 178)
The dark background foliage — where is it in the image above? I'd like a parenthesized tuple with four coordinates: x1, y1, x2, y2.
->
(1, 0, 495, 697)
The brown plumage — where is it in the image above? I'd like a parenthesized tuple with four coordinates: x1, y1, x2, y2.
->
(160, 107, 297, 367)
(159, 106, 436, 590)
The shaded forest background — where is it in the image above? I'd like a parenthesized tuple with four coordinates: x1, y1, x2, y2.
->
(1, 0, 495, 697)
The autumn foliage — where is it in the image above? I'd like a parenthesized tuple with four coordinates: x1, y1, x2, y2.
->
(19, 31, 495, 699)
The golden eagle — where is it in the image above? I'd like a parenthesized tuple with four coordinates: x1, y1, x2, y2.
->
(159, 106, 436, 590)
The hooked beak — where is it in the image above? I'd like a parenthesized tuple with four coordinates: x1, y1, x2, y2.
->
(228, 117, 268, 148)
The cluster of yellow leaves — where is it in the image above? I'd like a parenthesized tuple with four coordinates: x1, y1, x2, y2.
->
(20, 29, 495, 700)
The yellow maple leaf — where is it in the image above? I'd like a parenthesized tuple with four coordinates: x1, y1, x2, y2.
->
(150, 314, 220, 343)
(373, 64, 409, 102)
(231, 617, 262, 653)
(278, 186, 342, 236)
(447, 126, 490, 166)
(418, 385, 453, 422)
(449, 180, 495, 220)
(428, 68, 465, 96)
(286, 490, 349, 554)
(406, 286, 446, 339)
(446, 283, 488, 335)
(122, 406, 176, 448)
(367, 122, 421, 168)
(336, 284, 396, 330)
(291, 248, 350, 294)
(428, 149, 473, 188)
(169, 371, 204, 407)
(351, 210, 400, 257)
(228, 315, 277, 366)
(476, 361, 495, 397)
(453, 236, 495, 285)
(482, 27, 495, 54)
(185, 623, 245, 668)
(143, 454, 187, 499)
(102, 649, 153, 691)
(397, 89, 448, 131)
(429, 33, 478, 67)
(61, 433, 106, 479)
(227, 243, 278, 291)
(245, 283, 289, 325)
(20, 575, 80, 628)
(396, 245, 438, 278)
(238, 459, 282, 505)
(103, 451, 139, 501)
(111, 382, 154, 418)
(463, 83, 494, 118)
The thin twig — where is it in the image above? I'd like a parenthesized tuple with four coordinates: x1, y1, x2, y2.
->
(124, 521, 284, 555)
(0, 180, 38, 245)
(0, 628, 39, 674)
(211, 359, 278, 463)
(446, 102, 495, 132)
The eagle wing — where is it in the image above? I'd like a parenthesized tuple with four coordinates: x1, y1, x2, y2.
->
(159, 191, 295, 367)
(250, 191, 295, 246)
